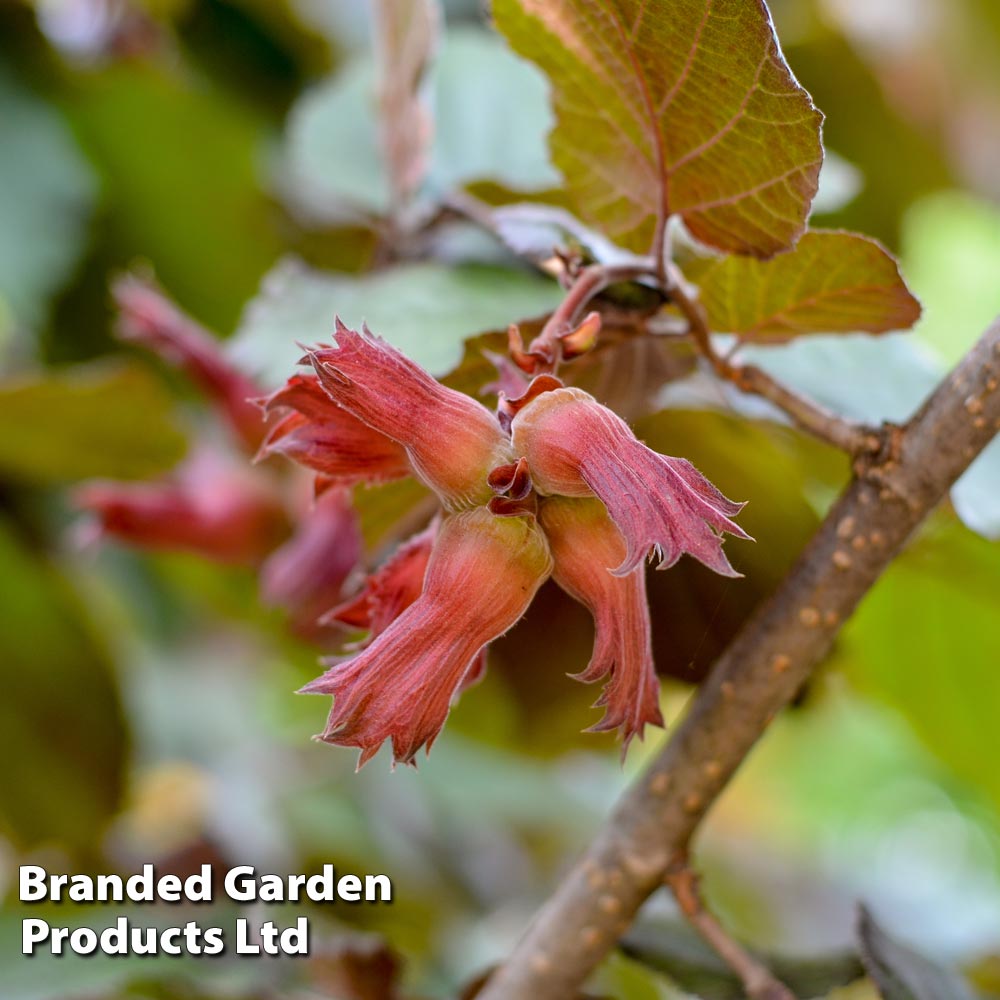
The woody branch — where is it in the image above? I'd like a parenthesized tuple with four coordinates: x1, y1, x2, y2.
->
(478, 317, 1000, 999)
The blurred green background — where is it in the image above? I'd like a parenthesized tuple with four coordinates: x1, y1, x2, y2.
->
(1, 0, 999, 997)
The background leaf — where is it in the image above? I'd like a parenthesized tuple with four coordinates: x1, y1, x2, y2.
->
(736, 335, 937, 425)
(901, 191, 1000, 367)
(0, 363, 186, 484)
(840, 520, 1000, 816)
(229, 258, 562, 384)
(693, 230, 921, 341)
(733, 332, 1000, 539)
(857, 906, 978, 1000)
(0, 517, 127, 856)
(425, 27, 558, 197)
(0, 70, 96, 341)
(64, 62, 285, 332)
(281, 26, 558, 221)
(949, 440, 1000, 542)
(493, 0, 823, 255)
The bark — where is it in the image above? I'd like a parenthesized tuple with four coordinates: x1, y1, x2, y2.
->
(478, 318, 1000, 999)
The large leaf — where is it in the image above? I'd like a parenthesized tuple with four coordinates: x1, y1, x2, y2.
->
(0, 517, 127, 856)
(693, 230, 921, 341)
(0, 71, 96, 340)
(0, 363, 186, 484)
(857, 906, 978, 1000)
(282, 26, 558, 221)
(229, 258, 562, 384)
(493, 0, 823, 256)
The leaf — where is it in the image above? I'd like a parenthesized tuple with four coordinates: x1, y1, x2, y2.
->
(950, 438, 1000, 541)
(65, 62, 285, 331)
(426, 27, 558, 197)
(777, 30, 950, 251)
(229, 258, 562, 385)
(841, 520, 1000, 814)
(693, 230, 921, 341)
(282, 26, 558, 221)
(282, 59, 390, 219)
(0, 517, 127, 856)
(896, 192, 1000, 540)
(901, 191, 1000, 367)
(0, 363, 187, 484)
(492, 0, 823, 256)
(0, 70, 97, 339)
(857, 906, 978, 1000)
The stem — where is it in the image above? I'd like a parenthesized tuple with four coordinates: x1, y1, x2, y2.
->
(665, 860, 796, 1000)
(450, 200, 913, 460)
(732, 364, 883, 456)
(651, 213, 669, 285)
(527, 261, 658, 374)
(477, 317, 1000, 1000)
(663, 262, 881, 456)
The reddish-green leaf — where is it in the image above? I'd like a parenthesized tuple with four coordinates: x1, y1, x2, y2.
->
(693, 230, 922, 341)
(492, 0, 823, 256)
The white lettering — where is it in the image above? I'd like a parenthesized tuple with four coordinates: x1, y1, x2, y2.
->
(185, 866, 212, 902)
(21, 919, 49, 953)
(70, 927, 98, 954)
(338, 874, 362, 901)
(157, 875, 181, 901)
(235, 917, 259, 954)
(365, 874, 392, 902)
(125, 866, 153, 901)
(19, 867, 47, 902)
(224, 866, 257, 903)
(306, 867, 334, 901)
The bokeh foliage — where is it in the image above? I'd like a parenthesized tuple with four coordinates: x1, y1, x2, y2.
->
(1, 0, 999, 997)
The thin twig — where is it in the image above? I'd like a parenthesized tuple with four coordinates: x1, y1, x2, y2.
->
(477, 318, 1000, 999)
(540, 262, 654, 338)
(662, 261, 882, 456)
(730, 364, 883, 456)
(447, 202, 907, 459)
(665, 859, 797, 1000)
(519, 261, 659, 375)
(651, 212, 669, 285)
